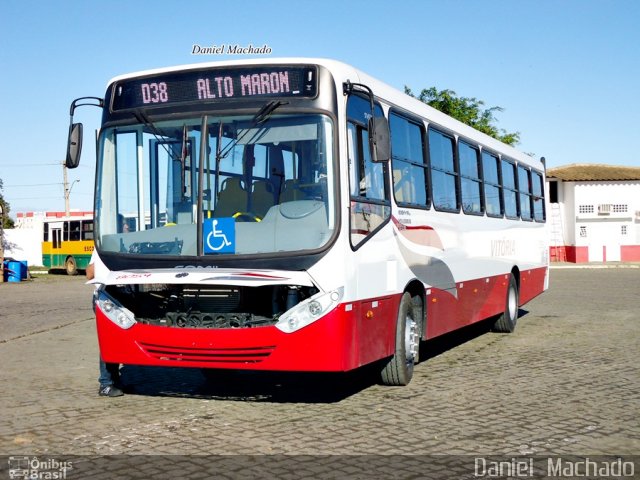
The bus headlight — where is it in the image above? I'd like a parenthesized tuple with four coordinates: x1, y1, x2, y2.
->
(276, 287, 343, 333)
(97, 291, 136, 330)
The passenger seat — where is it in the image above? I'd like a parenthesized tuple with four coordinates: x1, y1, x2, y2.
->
(213, 178, 249, 217)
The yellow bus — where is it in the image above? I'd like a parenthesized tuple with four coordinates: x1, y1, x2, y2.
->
(42, 214, 94, 275)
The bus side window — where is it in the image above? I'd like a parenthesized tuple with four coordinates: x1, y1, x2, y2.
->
(347, 94, 390, 248)
(532, 170, 546, 222)
(501, 159, 518, 219)
(482, 152, 503, 217)
(428, 128, 458, 212)
(69, 221, 81, 241)
(348, 124, 384, 201)
(82, 220, 94, 240)
(390, 112, 428, 208)
(518, 165, 533, 221)
(459, 141, 483, 214)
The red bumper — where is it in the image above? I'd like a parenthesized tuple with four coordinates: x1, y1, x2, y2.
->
(97, 298, 397, 372)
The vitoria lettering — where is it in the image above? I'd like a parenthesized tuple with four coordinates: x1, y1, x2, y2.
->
(112, 66, 315, 110)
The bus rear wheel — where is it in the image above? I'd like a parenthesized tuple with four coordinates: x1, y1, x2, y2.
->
(381, 292, 420, 386)
(493, 273, 519, 332)
(65, 257, 78, 276)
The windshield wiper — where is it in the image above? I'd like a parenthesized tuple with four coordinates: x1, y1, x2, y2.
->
(133, 110, 165, 140)
(212, 100, 287, 201)
(133, 110, 181, 161)
(134, 110, 190, 198)
(254, 99, 288, 125)
(217, 100, 288, 160)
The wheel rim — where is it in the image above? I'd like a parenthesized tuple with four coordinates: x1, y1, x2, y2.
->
(507, 286, 517, 320)
(404, 314, 419, 364)
(66, 259, 75, 273)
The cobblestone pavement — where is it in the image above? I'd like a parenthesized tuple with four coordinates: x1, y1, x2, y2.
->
(0, 269, 638, 474)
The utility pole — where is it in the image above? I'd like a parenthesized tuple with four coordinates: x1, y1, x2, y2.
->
(62, 163, 80, 217)
(63, 162, 70, 216)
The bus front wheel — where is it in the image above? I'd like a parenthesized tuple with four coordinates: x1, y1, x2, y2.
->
(65, 257, 78, 276)
(381, 292, 420, 386)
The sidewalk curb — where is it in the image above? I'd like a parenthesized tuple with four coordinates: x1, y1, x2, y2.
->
(550, 264, 640, 269)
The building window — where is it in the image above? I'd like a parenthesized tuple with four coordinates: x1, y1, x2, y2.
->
(579, 226, 587, 237)
(612, 204, 628, 213)
(578, 205, 594, 214)
(621, 225, 628, 235)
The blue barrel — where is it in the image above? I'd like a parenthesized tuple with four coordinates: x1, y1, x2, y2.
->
(7, 261, 26, 282)
(19, 260, 28, 279)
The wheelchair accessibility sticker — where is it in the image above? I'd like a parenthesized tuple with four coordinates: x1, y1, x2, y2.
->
(204, 218, 235, 254)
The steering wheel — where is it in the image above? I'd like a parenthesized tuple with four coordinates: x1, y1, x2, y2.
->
(232, 212, 262, 222)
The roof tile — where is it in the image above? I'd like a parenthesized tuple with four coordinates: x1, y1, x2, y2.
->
(547, 163, 640, 181)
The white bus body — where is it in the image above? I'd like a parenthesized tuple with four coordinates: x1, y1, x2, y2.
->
(69, 58, 547, 385)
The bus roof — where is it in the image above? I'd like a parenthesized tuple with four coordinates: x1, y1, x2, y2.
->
(106, 57, 355, 86)
(107, 57, 540, 169)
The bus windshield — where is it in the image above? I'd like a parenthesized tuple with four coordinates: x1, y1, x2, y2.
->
(96, 113, 335, 257)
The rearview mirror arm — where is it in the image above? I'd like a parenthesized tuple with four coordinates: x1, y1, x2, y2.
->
(65, 97, 104, 169)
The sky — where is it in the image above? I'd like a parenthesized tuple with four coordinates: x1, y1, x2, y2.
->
(1, 0, 639, 218)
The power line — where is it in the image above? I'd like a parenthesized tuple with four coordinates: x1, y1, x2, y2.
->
(10, 191, 92, 199)
(6, 196, 65, 200)
(3, 183, 63, 188)
(0, 163, 62, 167)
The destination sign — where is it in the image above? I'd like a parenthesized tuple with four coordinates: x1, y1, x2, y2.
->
(111, 66, 317, 111)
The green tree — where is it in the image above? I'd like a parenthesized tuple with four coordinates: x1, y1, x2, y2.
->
(0, 179, 15, 229)
(404, 86, 520, 146)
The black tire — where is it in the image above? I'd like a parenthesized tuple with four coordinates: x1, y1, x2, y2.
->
(65, 257, 78, 276)
(381, 292, 420, 386)
(493, 273, 519, 332)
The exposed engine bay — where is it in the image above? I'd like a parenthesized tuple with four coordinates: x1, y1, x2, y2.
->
(102, 283, 319, 329)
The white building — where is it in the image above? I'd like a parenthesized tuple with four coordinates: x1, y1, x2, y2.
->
(547, 164, 640, 263)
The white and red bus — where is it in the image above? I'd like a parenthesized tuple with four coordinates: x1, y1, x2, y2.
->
(66, 58, 548, 385)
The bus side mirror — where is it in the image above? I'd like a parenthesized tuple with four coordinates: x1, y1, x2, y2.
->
(66, 123, 83, 169)
(369, 116, 390, 163)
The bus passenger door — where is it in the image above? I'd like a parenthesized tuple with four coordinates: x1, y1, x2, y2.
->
(346, 94, 396, 363)
(49, 222, 63, 268)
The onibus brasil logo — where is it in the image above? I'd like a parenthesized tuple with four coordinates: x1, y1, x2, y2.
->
(8, 457, 72, 479)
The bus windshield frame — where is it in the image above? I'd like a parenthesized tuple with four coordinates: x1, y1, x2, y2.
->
(95, 109, 337, 263)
